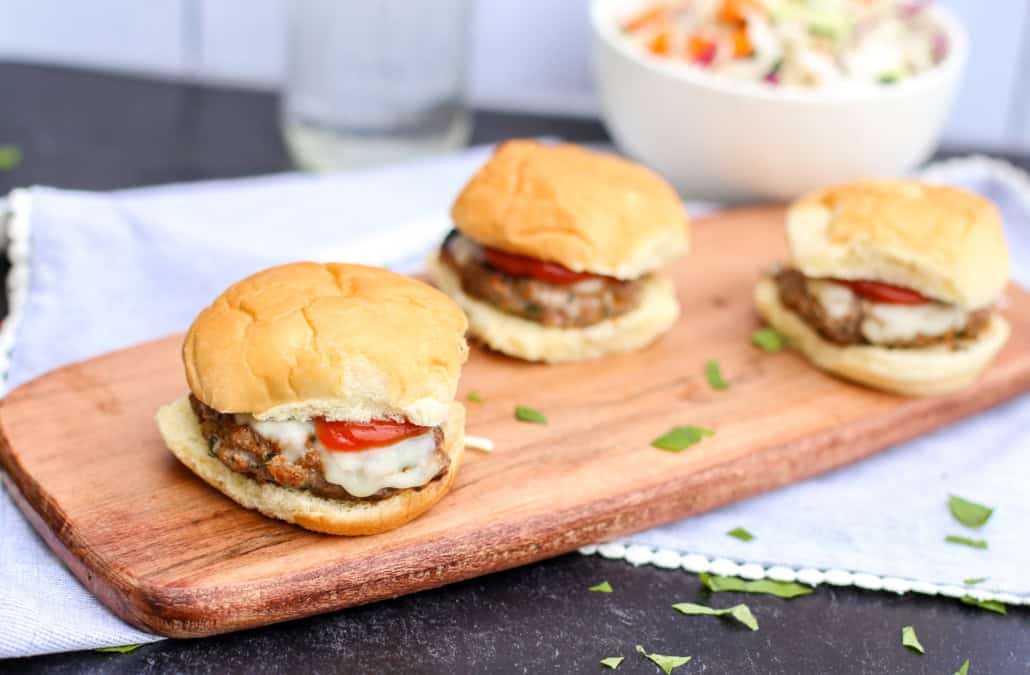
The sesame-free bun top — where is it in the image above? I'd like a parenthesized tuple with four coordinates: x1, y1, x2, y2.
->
(450, 140, 689, 279)
(184, 262, 469, 427)
(788, 179, 1010, 310)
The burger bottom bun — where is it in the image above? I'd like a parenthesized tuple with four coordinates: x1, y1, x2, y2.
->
(156, 396, 465, 535)
(753, 276, 1011, 397)
(426, 252, 680, 364)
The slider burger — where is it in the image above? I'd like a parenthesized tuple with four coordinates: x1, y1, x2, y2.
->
(427, 140, 688, 363)
(156, 262, 469, 535)
(755, 179, 1011, 396)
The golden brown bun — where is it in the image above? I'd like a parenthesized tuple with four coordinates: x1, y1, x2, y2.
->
(426, 251, 679, 363)
(156, 396, 465, 535)
(184, 262, 468, 427)
(753, 276, 1010, 396)
(787, 179, 1009, 310)
(450, 140, 689, 279)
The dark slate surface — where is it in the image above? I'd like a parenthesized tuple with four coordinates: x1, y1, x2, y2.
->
(8, 554, 1028, 675)
(1, 62, 1027, 674)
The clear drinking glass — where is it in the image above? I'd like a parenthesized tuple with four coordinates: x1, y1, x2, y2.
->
(281, 0, 472, 171)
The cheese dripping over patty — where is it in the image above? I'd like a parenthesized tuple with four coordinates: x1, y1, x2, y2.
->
(238, 416, 443, 498)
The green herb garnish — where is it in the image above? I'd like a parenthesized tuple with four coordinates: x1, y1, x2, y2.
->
(961, 596, 1006, 614)
(673, 601, 758, 631)
(901, 626, 925, 654)
(808, 23, 838, 39)
(704, 359, 729, 390)
(652, 426, 714, 452)
(96, 644, 142, 654)
(0, 144, 22, 171)
(264, 452, 276, 462)
(954, 659, 970, 675)
(589, 581, 613, 593)
(466, 391, 483, 403)
(878, 72, 901, 84)
(600, 656, 624, 669)
(752, 327, 785, 352)
(945, 535, 987, 550)
(726, 527, 754, 542)
(635, 646, 691, 674)
(207, 436, 218, 458)
(963, 578, 986, 586)
(515, 405, 547, 424)
(948, 495, 993, 528)
(700, 573, 812, 599)
(524, 302, 542, 315)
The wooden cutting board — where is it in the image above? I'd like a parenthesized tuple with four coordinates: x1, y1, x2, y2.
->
(3, 206, 1029, 639)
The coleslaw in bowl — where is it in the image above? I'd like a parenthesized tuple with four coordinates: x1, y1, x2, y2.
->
(592, 0, 967, 200)
(620, 0, 947, 89)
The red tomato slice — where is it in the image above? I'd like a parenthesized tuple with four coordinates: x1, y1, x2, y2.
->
(315, 418, 426, 452)
(483, 246, 598, 285)
(837, 279, 929, 305)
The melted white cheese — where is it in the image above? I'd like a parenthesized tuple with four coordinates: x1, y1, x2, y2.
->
(448, 233, 481, 266)
(806, 278, 974, 345)
(807, 280, 857, 320)
(318, 434, 441, 498)
(239, 417, 442, 498)
(860, 302, 970, 345)
(243, 416, 312, 463)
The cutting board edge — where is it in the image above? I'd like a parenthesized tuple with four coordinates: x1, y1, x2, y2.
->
(3, 359, 1027, 639)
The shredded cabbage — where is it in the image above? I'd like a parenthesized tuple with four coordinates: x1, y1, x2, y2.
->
(622, 0, 945, 88)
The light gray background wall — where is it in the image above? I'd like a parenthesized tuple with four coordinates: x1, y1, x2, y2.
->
(0, 0, 1026, 149)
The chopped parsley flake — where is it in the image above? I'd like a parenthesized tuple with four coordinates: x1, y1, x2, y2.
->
(963, 578, 986, 586)
(600, 656, 624, 669)
(673, 601, 758, 631)
(704, 359, 729, 390)
(700, 573, 812, 599)
(954, 659, 970, 675)
(945, 535, 987, 550)
(948, 495, 993, 528)
(466, 391, 483, 403)
(0, 145, 21, 171)
(652, 426, 714, 452)
(901, 625, 925, 654)
(589, 581, 613, 593)
(752, 327, 785, 352)
(515, 405, 547, 424)
(635, 646, 691, 674)
(961, 596, 1006, 614)
(726, 527, 754, 542)
(96, 644, 142, 654)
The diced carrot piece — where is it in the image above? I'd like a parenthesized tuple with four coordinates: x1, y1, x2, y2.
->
(732, 27, 754, 57)
(648, 31, 671, 56)
(719, 0, 760, 25)
(688, 35, 717, 65)
(623, 6, 668, 33)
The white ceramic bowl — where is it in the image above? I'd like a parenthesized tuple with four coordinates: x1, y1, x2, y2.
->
(591, 0, 968, 202)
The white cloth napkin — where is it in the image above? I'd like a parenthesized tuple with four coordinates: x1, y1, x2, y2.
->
(1, 147, 1028, 658)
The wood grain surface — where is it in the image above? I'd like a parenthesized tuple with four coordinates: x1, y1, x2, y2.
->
(2, 206, 1028, 638)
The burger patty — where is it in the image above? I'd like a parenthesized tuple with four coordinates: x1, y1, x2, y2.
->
(440, 230, 645, 328)
(775, 268, 991, 348)
(189, 395, 448, 502)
